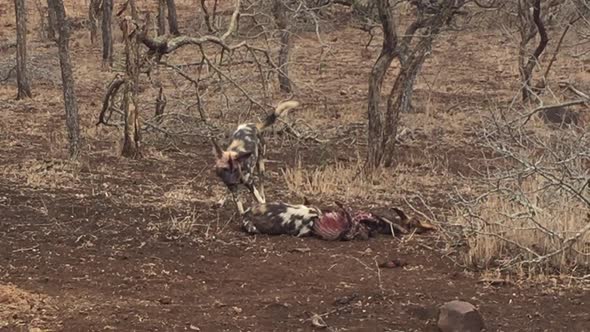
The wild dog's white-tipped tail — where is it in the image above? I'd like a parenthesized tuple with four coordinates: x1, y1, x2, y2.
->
(257, 100, 300, 130)
(274, 100, 300, 117)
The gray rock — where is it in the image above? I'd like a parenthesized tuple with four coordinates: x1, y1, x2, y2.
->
(437, 300, 485, 332)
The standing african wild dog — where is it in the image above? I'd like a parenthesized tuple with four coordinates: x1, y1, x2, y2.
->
(212, 100, 300, 214)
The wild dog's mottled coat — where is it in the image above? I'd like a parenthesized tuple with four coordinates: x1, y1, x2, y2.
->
(242, 202, 321, 237)
(213, 101, 300, 213)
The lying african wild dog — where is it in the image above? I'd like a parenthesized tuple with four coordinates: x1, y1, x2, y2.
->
(212, 100, 300, 214)
(241, 200, 322, 237)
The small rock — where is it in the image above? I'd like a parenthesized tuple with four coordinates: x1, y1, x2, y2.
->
(437, 300, 485, 332)
(378, 259, 407, 269)
(159, 297, 172, 305)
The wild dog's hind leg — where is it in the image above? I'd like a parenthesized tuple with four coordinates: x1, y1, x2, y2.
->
(258, 183, 266, 204)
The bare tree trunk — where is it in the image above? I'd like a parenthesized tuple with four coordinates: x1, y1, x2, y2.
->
(200, 0, 216, 33)
(48, 0, 81, 159)
(120, 18, 142, 158)
(14, 0, 33, 99)
(155, 86, 166, 123)
(102, 0, 113, 67)
(518, 0, 549, 102)
(88, 0, 101, 45)
(157, 0, 166, 36)
(33, 0, 48, 40)
(47, 1, 57, 42)
(129, 0, 138, 20)
(367, 0, 466, 169)
(273, 0, 292, 93)
(144, 11, 153, 37)
(382, 54, 427, 167)
(366, 0, 397, 170)
(166, 0, 180, 36)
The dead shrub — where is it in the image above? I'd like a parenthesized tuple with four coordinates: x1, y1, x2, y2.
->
(450, 101, 590, 277)
(456, 175, 590, 275)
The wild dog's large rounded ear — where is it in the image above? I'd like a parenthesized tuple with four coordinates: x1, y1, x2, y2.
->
(235, 151, 253, 162)
(303, 196, 311, 206)
(211, 138, 223, 158)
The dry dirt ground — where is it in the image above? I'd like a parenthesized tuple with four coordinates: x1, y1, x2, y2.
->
(1, 1, 589, 331)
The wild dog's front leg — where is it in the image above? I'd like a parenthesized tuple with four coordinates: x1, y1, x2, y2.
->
(258, 158, 266, 176)
(231, 191, 246, 215)
(246, 183, 266, 204)
(258, 183, 266, 204)
(216, 194, 228, 207)
(254, 138, 267, 204)
(256, 158, 266, 202)
(257, 136, 267, 176)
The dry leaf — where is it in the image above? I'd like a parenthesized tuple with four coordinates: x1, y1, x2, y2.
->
(310, 313, 328, 329)
(290, 247, 311, 253)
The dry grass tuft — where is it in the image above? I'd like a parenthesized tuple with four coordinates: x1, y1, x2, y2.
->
(147, 211, 199, 240)
(282, 158, 407, 202)
(0, 283, 54, 329)
(163, 184, 201, 207)
(0, 159, 80, 189)
(456, 175, 590, 275)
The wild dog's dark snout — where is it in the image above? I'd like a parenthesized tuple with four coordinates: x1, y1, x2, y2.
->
(215, 151, 254, 188)
(218, 169, 241, 187)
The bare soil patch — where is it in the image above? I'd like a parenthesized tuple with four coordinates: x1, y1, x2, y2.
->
(1, 1, 589, 331)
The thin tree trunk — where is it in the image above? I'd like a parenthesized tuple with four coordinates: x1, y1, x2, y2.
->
(102, 0, 113, 67)
(382, 56, 426, 167)
(368, 0, 463, 168)
(519, 0, 548, 102)
(273, 0, 292, 93)
(200, 0, 216, 33)
(47, 1, 57, 41)
(144, 11, 153, 37)
(48, 0, 81, 159)
(166, 0, 180, 36)
(121, 18, 142, 158)
(157, 0, 166, 36)
(366, 0, 397, 170)
(88, 0, 101, 45)
(381, 5, 456, 167)
(155, 86, 166, 123)
(14, 0, 33, 99)
(129, 0, 138, 20)
(33, 0, 48, 40)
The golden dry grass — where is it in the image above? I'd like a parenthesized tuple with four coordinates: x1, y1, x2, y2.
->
(0, 284, 54, 330)
(456, 175, 590, 274)
(0, 159, 80, 189)
(281, 155, 456, 204)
